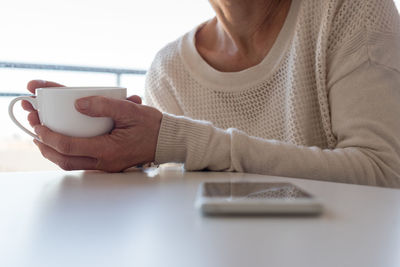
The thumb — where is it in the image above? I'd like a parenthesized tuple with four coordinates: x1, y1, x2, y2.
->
(127, 95, 142, 104)
(75, 96, 135, 120)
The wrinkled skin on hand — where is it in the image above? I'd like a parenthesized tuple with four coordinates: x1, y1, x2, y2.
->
(22, 80, 162, 172)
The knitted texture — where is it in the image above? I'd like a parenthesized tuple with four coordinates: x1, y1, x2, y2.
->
(146, 0, 400, 149)
(144, 0, 400, 187)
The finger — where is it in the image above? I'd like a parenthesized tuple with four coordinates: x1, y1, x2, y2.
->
(34, 139, 98, 171)
(27, 80, 65, 94)
(28, 111, 40, 127)
(34, 125, 103, 158)
(75, 96, 138, 121)
(127, 95, 142, 104)
(21, 98, 35, 111)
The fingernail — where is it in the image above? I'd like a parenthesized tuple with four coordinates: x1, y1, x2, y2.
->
(34, 80, 46, 88)
(76, 99, 89, 110)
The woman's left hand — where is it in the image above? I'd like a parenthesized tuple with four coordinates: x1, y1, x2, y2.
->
(32, 94, 162, 172)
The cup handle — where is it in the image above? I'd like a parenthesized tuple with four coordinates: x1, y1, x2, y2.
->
(8, 96, 39, 139)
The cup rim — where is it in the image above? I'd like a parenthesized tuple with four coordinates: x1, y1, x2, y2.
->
(37, 86, 126, 91)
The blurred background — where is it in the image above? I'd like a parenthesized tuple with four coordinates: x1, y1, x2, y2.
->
(1, 0, 399, 171)
(0, 0, 213, 171)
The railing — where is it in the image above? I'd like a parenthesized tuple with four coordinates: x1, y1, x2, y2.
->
(0, 61, 147, 97)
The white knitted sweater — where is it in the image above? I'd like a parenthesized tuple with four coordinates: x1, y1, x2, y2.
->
(144, 0, 400, 187)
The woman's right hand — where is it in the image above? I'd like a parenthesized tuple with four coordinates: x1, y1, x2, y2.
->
(22, 80, 65, 127)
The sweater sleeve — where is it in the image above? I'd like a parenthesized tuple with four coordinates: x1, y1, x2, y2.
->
(155, 62, 400, 188)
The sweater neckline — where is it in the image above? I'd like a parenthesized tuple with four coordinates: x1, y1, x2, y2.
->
(179, 0, 301, 92)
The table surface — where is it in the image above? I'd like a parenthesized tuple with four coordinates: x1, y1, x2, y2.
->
(0, 164, 399, 267)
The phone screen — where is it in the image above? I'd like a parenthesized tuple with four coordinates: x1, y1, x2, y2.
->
(202, 182, 313, 200)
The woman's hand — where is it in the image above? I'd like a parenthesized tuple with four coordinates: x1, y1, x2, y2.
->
(22, 80, 66, 126)
(24, 80, 162, 172)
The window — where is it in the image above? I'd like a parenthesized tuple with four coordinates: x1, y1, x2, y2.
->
(0, 0, 213, 171)
(1, 0, 400, 171)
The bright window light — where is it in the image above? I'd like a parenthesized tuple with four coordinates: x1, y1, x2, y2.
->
(0, 0, 213, 171)
(1, 0, 400, 171)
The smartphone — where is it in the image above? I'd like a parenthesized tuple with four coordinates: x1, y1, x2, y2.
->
(195, 181, 323, 215)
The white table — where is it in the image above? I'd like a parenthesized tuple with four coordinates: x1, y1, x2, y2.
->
(0, 164, 399, 267)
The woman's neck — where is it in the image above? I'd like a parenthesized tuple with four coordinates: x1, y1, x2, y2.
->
(196, 0, 292, 72)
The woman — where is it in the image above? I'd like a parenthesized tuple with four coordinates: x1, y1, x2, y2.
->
(25, 0, 400, 187)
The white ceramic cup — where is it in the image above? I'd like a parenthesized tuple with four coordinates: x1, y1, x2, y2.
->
(8, 87, 127, 138)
